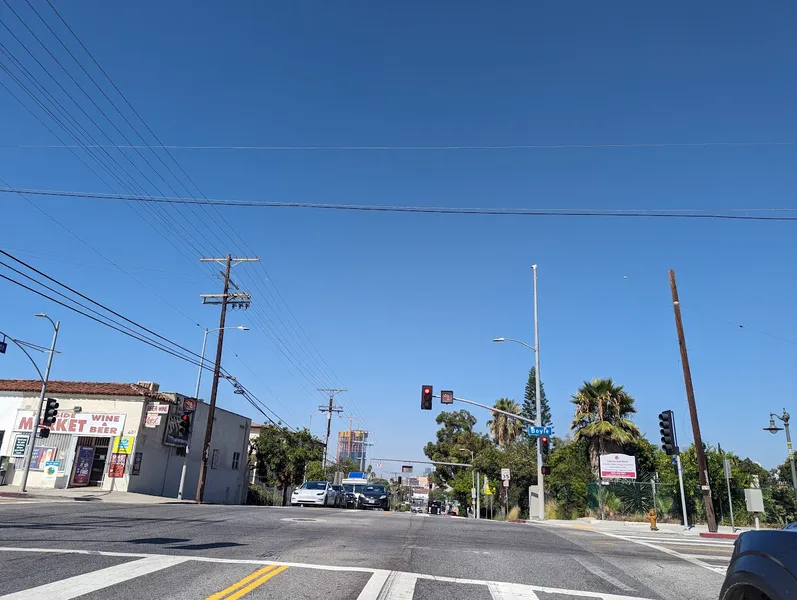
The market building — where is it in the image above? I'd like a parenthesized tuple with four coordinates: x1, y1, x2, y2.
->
(0, 380, 251, 504)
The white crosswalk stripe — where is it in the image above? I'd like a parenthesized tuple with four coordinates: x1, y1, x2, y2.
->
(0, 546, 658, 600)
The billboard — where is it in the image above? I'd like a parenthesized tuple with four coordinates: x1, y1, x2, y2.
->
(599, 454, 637, 479)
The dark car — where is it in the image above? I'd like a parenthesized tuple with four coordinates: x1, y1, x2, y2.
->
(330, 485, 345, 508)
(358, 484, 389, 510)
(719, 526, 797, 600)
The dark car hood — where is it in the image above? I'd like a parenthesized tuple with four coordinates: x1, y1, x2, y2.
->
(362, 490, 386, 498)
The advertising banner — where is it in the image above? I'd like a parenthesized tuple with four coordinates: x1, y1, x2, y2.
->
(108, 453, 127, 478)
(15, 410, 126, 438)
(112, 437, 134, 454)
(599, 453, 637, 480)
(72, 447, 95, 486)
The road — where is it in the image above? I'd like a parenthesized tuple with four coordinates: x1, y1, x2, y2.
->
(0, 502, 727, 599)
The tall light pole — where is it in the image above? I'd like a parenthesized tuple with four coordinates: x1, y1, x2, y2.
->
(177, 325, 248, 500)
(764, 409, 797, 506)
(492, 263, 545, 520)
(20, 314, 59, 493)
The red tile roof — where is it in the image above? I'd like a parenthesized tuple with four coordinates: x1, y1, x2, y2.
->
(0, 380, 173, 403)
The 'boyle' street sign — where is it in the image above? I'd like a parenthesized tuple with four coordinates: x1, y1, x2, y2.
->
(528, 425, 552, 437)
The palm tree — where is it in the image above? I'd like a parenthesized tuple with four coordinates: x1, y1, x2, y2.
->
(487, 398, 523, 448)
(570, 378, 641, 474)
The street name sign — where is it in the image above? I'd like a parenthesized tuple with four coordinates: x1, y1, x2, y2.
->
(527, 426, 552, 437)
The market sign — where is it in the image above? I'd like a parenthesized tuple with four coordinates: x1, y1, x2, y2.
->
(599, 453, 637, 480)
(15, 410, 126, 437)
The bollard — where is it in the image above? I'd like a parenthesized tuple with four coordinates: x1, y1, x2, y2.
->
(648, 508, 659, 531)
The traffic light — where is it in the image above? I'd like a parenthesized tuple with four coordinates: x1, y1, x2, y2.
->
(428, 481, 433, 490)
(540, 435, 550, 453)
(39, 427, 50, 439)
(42, 398, 59, 426)
(178, 412, 192, 437)
(658, 410, 678, 455)
(397, 476, 402, 486)
(540, 465, 551, 476)
(421, 385, 433, 410)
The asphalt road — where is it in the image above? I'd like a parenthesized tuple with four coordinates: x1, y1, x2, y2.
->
(0, 502, 726, 599)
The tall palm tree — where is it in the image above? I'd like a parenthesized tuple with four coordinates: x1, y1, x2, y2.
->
(570, 378, 641, 474)
(487, 398, 523, 448)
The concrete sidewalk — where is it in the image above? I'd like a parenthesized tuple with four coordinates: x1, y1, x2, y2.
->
(528, 517, 746, 538)
(0, 485, 193, 505)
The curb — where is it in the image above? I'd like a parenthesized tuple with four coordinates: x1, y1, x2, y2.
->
(699, 532, 739, 540)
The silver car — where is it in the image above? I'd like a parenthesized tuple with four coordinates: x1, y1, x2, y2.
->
(290, 481, 335, 507)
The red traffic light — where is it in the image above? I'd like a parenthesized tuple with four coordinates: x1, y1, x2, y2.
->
(181, 414, 190, 423)
(541, 465, 551, 475)
(423, 388, 430, 394)
(540, 435, 549, 445)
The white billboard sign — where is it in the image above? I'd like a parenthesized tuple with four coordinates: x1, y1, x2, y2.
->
(599, 453, 637, 480)
(15, 410, 127, 438)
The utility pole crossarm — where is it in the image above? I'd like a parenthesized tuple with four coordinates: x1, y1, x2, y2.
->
(317, 388, 346, 468)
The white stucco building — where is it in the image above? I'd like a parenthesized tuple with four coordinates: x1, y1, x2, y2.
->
(0, 380, 251, 504)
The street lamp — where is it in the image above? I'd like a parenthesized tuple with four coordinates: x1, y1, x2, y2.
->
(195, 326, 249, 398)
(20, 313, 60, 493)
(763, 409, 797, 506)
(492, 264, 545, 520)
(177, 325, 248, 500)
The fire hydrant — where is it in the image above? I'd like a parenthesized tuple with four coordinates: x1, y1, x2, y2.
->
(647, 508, 659, 531)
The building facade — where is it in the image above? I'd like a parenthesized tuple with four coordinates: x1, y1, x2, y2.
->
(0, 380, 250, 504)
(336, 429, 368, 467)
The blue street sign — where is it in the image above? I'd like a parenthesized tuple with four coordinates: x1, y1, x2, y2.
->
(528, 425, 553, 437)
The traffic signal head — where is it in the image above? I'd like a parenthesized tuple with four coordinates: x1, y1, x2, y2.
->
(43, 398, 59, 426)
(397, 476, 402, 485)
(421, 385, 433, 410)
(658, 410, 678, 455)
(540, 435, 550, 452)
(428, 481, 433, 490)
(540, 465, 551, 476)
(39, 427, 50, 439)
(178, 412, 192, 437)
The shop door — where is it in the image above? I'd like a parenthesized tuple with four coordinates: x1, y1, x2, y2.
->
(75, 436, 110, 487)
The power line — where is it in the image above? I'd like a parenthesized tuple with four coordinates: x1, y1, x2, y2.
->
(2, 187, 796, 221)
(2, 141, 793, 151)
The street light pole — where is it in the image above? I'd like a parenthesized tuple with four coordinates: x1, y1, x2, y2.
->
(20, 314, 59, 493)
(178, 325, 248, 500)
(764, 410, 797, 506)
(532, 264, 545, 521)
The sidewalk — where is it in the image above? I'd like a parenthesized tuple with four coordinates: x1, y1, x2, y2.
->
(528, 517, 745, 538)
(0, 485, 193, 505)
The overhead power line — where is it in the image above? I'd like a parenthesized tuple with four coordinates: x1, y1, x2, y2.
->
(2, 187, 796, 221)
(1, 141, 793, 151)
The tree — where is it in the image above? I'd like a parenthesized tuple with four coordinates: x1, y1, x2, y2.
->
(254, 426, 323, 504)
(545, 437, 593, 519)
(521, 367, 551, 427)
(487, 398, 523, 448)
(570, 378, 641, 475)
(423, 410, 491, 506)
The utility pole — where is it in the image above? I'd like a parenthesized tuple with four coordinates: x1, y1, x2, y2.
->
(317, 388, 345, 472)
(669, 269, 718, 533)
(532, 264, 545, 520)
(195, 254, 258, 503)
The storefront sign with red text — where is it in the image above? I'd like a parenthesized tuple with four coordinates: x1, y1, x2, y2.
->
(14, 410, 127, 437)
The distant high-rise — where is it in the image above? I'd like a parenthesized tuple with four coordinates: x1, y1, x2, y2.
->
(336, 430, 369, 467)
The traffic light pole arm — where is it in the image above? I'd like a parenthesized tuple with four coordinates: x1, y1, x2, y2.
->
(445, 395, 537, 426)
(0, 330, 45, 383)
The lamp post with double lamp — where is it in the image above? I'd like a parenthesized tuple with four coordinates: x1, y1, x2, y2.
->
(763, 409, 797, 507)
(492, 261, 544, 520)
(177, 325, 248, 500)
(19, 314, 60, 493)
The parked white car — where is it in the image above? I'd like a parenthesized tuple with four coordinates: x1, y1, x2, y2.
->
(291, 481, 335, 507)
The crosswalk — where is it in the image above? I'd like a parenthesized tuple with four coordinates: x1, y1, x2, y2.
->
(591, 531, 735, 574)
(0, 546, 658, 600)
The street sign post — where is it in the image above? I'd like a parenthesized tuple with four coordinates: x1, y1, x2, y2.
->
(527, 425, 552, 437)
(500, 468, 510, 481)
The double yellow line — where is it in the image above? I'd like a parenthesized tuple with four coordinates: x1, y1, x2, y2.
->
(206, 564, 288, 600)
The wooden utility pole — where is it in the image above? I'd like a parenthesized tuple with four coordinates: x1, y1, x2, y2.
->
(317, 388, 345, 471)
(195, 254, 258, 503)
(669, 269, 718, 532)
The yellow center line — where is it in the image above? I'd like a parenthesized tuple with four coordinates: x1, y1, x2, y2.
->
(205, 564, 282, 600)
(225, 565, 289, 600)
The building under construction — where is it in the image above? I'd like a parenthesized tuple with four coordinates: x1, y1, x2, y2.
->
(336, 430, 368, 467)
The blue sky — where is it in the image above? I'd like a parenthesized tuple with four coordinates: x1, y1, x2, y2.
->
(1, 1, 795, 471)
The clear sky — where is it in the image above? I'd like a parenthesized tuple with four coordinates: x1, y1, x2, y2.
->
(1, 1, 795, 471)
